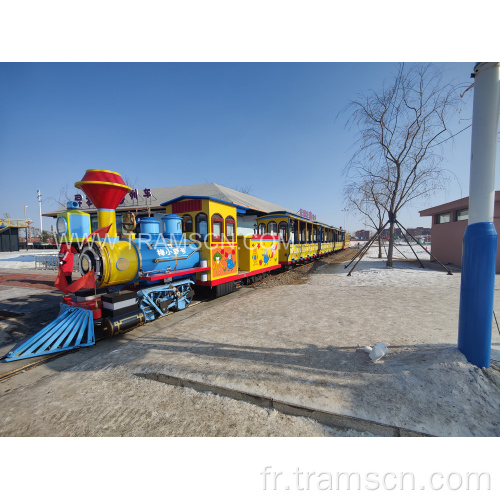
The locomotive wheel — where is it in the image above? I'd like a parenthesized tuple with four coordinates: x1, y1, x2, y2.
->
(172, 285, 194, 311)
(183, 287, 195, 307)
(213, 281, 235, 298)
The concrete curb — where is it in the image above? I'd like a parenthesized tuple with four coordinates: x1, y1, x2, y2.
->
(137, 372, 433, 438)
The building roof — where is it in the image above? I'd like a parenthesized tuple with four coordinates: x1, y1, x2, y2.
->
(43, 182, 293, 218)
(158, 183, 292, 213)
(419, 191, 500, 217)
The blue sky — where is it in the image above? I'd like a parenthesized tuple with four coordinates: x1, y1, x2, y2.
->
(0, 62, 481, 232)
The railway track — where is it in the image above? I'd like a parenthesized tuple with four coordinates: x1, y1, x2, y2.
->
(0, 351, 73, 382)
(246, 259, 316, 287)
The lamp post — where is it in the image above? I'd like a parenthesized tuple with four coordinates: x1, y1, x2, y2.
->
(37, 189, 42, 240)
(27, 219, 32, 250)
(24, 205, 28, 251)
(342, 208, 348, 231)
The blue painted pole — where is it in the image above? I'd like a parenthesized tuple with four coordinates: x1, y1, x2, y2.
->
(458, 62, 500, 368)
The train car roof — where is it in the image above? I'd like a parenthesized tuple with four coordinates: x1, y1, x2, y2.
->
(160, 195, 250, 213)
(256, 211, 344, 231)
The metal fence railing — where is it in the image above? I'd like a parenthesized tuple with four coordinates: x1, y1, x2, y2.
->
(34, 254, 59, 270)
(0, 219, 28, 229)
(34, 253, 81, 271)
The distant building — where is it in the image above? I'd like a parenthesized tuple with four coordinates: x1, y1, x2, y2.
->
(355, 230, 371, 239)
(380, 227, 402, 238)
(379, 226, 429, 240)
(0, 218, 28, 252)
(406, 227, 431, 238)
(420, 192, 500, 272)
(0, 226, 20, 252)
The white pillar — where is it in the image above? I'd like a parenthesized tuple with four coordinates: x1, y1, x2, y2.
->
(468, 62, 500, 225)
(458, 62, 500, 368)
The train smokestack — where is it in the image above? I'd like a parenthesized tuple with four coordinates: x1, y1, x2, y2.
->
(75, 169, 132, 238)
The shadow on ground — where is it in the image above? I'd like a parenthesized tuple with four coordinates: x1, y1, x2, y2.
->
(52, 332, 499, 436)
(0, 292, 61, 347)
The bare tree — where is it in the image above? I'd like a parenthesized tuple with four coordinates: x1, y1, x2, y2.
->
(343, 63, 466, 266)
(121, 174, 139, 191)
(345, 177, 388, 258)
(49, 183, 73, 209)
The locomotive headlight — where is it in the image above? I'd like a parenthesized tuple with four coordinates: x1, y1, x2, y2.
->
(78, 244, 105, 285)
(56, 216, 68, 237)
(80, 254, 91, 273)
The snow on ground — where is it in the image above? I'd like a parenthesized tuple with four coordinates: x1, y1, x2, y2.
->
(334, 244, 499, 362)
(0, 250, 57, 269)
(334, 244, 453, 288)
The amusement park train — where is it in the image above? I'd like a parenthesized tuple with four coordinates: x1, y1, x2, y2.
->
(5, 169, 350, 362)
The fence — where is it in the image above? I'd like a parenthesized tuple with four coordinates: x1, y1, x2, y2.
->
(0, 219, 27, 229)
(34, 254, 79, 271)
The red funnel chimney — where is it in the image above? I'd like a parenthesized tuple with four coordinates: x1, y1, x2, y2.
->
(75, 169, 132, 237)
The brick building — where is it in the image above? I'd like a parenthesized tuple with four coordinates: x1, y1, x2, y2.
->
(420, 192, 500, 272)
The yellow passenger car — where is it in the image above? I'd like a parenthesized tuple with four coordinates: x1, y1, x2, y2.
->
(344, 232, 351, 249)
(163, 196, 239, 285)
(238, 234, 280, 273)
(163, 195, 281, 295)
(255, 212, 344, 265)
